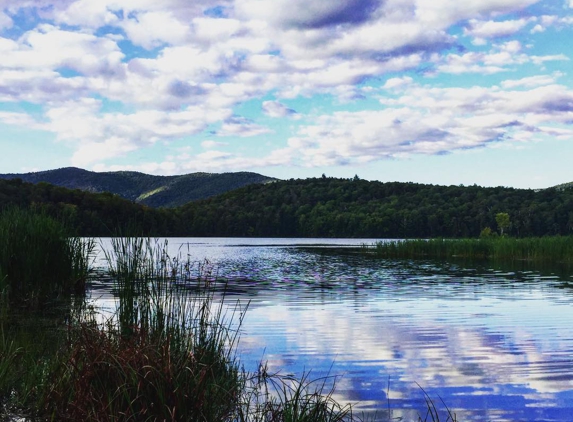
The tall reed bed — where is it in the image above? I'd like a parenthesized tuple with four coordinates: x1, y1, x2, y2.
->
(0, 207, 95, 416)
(0, 206, 95, 308)
(40, 237, 243, 421)
(372, 236, 573, 264)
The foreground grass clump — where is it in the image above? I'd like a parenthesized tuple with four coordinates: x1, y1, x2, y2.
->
(41, 237, 242, 421)
(0, 206, 95, 308)
(372, 236, 573, 264)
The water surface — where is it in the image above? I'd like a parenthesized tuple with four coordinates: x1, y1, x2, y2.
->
(91, 238, 573, 421)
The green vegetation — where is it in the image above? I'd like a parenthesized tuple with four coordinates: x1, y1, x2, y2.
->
(179, 178, 573, 238)
(0, 177, 178, 236)
(495, 212, 510, 236)
(3, 175, 573, 238)
(0, 166, 276, 208)
(371, 236, 573, 264)
(40, 238, 243, 421)
(0, 206, 95, 309)
(136, 185, 166, 201)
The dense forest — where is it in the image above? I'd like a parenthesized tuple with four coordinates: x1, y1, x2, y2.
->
(2, 176, 573, 238)
(179, 177, 573, 238)
(0, 167, 275, 208)
(0, 178, 177, 236)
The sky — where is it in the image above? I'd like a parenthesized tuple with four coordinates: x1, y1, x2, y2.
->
(0, 0, 573, 189)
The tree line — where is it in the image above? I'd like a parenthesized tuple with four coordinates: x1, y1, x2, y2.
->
(2, 177, 573, 238)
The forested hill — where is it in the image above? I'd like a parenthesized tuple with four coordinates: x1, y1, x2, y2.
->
(179, 177, 573, 238)
(0, 167, 275, 208)
(0, 178, 178, 236)
(2, 176, 573, 238)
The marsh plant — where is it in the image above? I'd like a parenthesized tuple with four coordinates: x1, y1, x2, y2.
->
(0, 206, 95, 309)
(0, 207, 95, 416)
(39, 237, 244, 421)
(372, 236, 573, 265)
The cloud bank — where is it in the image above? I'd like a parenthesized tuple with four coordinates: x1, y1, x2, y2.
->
(0, 0, 570, 174)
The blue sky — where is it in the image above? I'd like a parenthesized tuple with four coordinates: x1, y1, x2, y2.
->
(0, 0, 573, 188)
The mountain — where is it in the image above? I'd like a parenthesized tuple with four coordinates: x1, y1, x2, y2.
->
(0, 167, 277, 208)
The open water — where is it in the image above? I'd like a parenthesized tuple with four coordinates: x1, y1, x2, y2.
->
(90, 238, 573, 421)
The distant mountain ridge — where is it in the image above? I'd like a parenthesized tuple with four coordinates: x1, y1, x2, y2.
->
(0, 167, 277, 208)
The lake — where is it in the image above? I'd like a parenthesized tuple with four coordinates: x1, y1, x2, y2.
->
(91, 238, 573, 421)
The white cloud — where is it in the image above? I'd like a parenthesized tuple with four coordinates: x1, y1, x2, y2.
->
(0, 10, 12, 29)
(1, 25, 125, 78)
(531, 24, 545, 33)
(0, 98, 233, 167)
(53, 0, 119, 28)
(383, 76, 414, 90)
(121, 11, 191, 49)
(201, 140, 229, 149)
(0, 111, 39, 127)
(530, 54, 569, 65)
(501, 74, 559, 88)
(0, 0, 568, 172)
(277, 82, 573, 167)
(465, 18, 532, 39)
(436, 41, 567, 75)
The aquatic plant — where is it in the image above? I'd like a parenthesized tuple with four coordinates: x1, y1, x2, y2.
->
(0, 206, 95, 308)
(416, 384, 457, 422)
(372, 236, 573, 265)
(40, 238, 244, 421)
(237, 365, 357, 422)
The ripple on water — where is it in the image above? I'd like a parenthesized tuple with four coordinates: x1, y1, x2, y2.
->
(89, 238, 573, 421)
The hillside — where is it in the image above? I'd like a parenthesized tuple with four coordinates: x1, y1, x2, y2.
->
(0, 167, 276, 208)
(179, 177, 573, 238)
(2, 176, 573, 238)
(0, 178, 178, 236)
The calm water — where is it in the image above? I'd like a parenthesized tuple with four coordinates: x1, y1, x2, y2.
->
(91, 238, 573, 421)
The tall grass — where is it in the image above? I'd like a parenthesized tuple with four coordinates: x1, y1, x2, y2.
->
(0, 207, 95, 417)
(372, 236, 573, 264)
(0, 206, 95, 308)
(237, 366, 357, 422)
(41, 237, 244, 421)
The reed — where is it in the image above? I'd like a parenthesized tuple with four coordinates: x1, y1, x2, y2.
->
(372, 236, 573, 264)
(41, 237, 245, 422)
(0, 206, 95, 308)
(237, 365, 357, 422)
